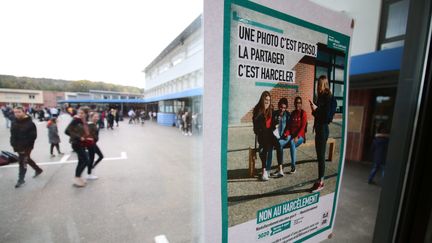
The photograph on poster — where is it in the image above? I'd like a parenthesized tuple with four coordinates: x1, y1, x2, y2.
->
(225, 3, 347, 229)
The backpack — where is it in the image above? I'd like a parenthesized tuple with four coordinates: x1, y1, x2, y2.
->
(327, 95, 337, 123)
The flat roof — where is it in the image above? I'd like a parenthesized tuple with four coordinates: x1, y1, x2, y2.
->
(143, 15, 202, 73)
(59, 88, 202, 104)
(89, 90, 143, 95)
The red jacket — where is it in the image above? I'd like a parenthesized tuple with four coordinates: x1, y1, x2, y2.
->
(284, 109, 307, 138)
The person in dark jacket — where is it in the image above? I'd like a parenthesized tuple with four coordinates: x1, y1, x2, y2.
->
(268, 98, 290, 177)
(368, 124, 390, 184)
(47, 117, 63, 157)
(86, 112, 104, 180)
(65, 106, 94, 187)
(309, 75, 332, 192)
(106, 109, 115, 130)
(253, 91, 282, 181)
(10, 106, 43, 188)
(115, 109, 120, 127)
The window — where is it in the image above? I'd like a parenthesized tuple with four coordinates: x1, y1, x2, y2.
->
(158, 100, 174, 113)
(172, 53, 185, 66)
(379, 0, 409, 50)
(314, 44, 345, 113)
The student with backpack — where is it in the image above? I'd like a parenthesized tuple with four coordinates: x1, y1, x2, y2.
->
(65, 106, 94, 187)
(309, 75, 335, 192)
(279, 96, 307, 174)
(47, 117, 63, 157)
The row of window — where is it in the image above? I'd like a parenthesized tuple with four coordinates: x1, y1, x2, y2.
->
(146, 39, 203, 79)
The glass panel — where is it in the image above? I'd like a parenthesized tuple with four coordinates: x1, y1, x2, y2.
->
(333, 83, 344, 98)
(336, 98, 343, 113)
(334, 68, 344, 81)
(315, 66, 328, 79)
(317, 51, 330, 63)
(385, 0, 409, 38)
(381, 40, 405, 50)
(335, 55, 345, 67)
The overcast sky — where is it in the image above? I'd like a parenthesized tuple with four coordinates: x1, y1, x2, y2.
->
(0, 0, 202, 88)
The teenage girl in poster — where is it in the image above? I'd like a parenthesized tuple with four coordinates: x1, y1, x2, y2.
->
(252, 91, 282, 181)
(310, 75, 332, 192)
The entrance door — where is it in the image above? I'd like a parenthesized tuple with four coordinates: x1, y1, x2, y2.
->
(363, 88, 397, 160)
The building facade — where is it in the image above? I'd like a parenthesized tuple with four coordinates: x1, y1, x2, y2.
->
(143, 15, 203, 126)
(312, 0, 408, 162)
(0, 88, 44, 108)
(60, 90, 144, 115)
(42, 91, 65, 108)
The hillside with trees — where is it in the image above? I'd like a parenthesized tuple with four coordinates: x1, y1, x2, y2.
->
(0, 75, 143, 94)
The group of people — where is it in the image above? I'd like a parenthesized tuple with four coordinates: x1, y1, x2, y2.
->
(177, 110, 193, 136)
(253, 75, 333, 192)
(9, 106, 104, 188)
(65, 107, 104, 187)
(127, 109, 147, 125)
(176, 109, 201, 136)
(103, 108, 120, 130)
(1, 105, 61, 128)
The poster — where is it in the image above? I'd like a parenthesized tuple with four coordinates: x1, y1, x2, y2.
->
(214, 0, 352, 242)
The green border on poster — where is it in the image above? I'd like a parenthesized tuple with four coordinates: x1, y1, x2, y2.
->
(221, 0, 350, 242)
(221, 0, 233, 242)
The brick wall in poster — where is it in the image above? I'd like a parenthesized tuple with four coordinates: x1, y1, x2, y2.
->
(240, 58, 315, 123)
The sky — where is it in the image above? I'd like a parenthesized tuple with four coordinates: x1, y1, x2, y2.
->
(0, 0, 203, 88)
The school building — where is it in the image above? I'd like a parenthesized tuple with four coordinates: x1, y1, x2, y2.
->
(0, 88, 44, 108)
(59, 90, 145, 115)
(143, 15, 203, 126)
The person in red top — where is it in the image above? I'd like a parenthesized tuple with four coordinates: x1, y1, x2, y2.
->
(279, 96, 307, 173)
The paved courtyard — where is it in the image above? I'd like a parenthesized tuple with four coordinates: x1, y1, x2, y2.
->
(0, 114, 203, 243)
(0, 114, 381, 243)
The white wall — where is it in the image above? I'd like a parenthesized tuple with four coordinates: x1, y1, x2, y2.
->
(311, 0, 382, 55)
(144, 28, 203, 91)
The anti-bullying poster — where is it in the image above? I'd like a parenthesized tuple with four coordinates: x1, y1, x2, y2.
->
(203, 0, 353, 242)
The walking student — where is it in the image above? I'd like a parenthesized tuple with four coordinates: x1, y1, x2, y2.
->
(47, 117, 63, 157)
(87, 112, 104, 180)
(107, 109, 115, 130)
(115, 109, 120, 127)
(309, 75, 332, 192)
(65, 106, 94, 187)
(10, 106, 43, 188)
(280, 96, 307, 174)
(2, 106, 14, 129)
(252, 91, 282, 181)
(368, 123, 390, 184)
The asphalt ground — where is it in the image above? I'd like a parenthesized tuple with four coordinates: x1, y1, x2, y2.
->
(0, 114, 381, 242)
(0, 114, 203, 243)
